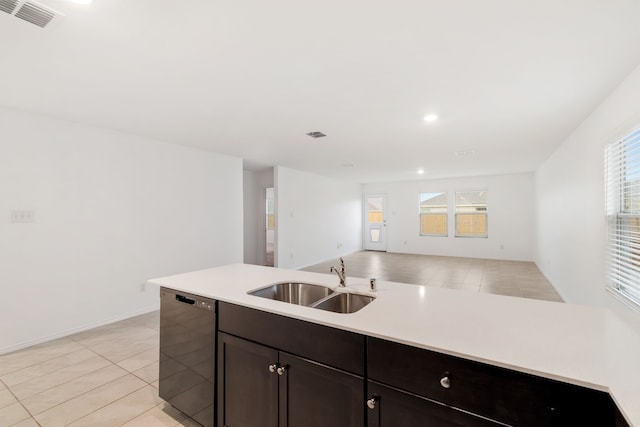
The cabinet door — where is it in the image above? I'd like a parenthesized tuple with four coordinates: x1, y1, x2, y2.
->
(367, 381, 501, 427)
(279, 352, 364, 427)
(218, 333, 279, 427)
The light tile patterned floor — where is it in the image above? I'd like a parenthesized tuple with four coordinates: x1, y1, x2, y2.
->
(0, 312, 199, 427)
(0, 252, 562, 426)
(302, 251, 563, 303)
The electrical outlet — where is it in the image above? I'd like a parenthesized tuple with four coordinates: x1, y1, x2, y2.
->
(11, 210, 35, 223)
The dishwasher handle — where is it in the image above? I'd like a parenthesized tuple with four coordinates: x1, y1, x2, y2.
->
(176, 294, 195, 305)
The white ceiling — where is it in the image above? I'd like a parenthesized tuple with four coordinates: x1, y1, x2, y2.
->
(2, 0, 640, 183)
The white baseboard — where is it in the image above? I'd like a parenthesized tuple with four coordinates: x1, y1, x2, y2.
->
(0, 304, 159, 355)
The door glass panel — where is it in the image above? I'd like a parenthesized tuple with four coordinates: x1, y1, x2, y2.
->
(367, 197, 383, 223)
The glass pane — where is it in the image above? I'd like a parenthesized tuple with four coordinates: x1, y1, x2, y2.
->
(368, 211, 383, 223)
(420, 192, 447, 214)
(370, 228, 381, 242)
(420, 214, 447, 235)
(368, 197, 383, 223)
(455, 191, 487, 213)
(456, 214, 487, 237)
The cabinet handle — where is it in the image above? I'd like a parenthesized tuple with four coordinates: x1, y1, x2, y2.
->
(367, 397, 378, 410)
(440, 375, 451, 389)
(277, 365, 287, 375)
(268, 364, 278, 373)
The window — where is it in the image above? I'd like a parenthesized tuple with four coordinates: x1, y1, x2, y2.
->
(419, 192, 448, 236)
(605, 126, 640, 308)
(455, 191, 487, 237)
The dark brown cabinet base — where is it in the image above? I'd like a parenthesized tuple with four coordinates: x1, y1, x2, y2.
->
(280, 352, 364, 427)
(161, 299, 631, 427)
(217, 333, 278, 427)
(368, 336, 626, 427)
(218, 331, 364, 427)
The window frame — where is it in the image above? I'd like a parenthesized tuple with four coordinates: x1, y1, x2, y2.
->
(419, 192, 449, 237)
(454, 190, 488, 238)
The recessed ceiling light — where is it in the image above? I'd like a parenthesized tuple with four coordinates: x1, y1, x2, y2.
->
(423, 114, 438, 123)
(417, 169, 425, 175)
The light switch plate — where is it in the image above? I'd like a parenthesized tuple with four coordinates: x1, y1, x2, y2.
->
(11, 210, 35, 223)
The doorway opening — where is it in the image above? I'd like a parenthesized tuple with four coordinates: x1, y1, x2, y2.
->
(265, 187, 275, 266)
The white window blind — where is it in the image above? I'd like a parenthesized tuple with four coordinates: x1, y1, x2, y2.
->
(605, 126, 640, 309)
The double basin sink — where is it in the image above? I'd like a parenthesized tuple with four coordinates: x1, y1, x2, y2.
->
(247, 282, 374, 314)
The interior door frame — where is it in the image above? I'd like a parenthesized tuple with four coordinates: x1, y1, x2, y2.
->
(363, 193, 388, 251)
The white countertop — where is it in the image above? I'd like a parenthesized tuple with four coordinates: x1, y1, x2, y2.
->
(148, 263, 640, 426)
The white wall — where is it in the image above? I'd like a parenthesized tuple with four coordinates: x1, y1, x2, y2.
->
(243, 170, 260, 265)
(363, 173, 535, 261)
(535, 64, 640, 332)
(0, 109, 243, 354)
(243, 169, 274, 266)
(275, 166, 362, 269)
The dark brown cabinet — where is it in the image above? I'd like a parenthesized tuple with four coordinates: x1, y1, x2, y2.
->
(279, 352, 364, 427)
(367, 337, 624, 427)
(367, 381, 501, 427)
(218, 333, 364, 427)
(217, 303, 366, 427)
(160, 298, 631, 427)
(217, 333, 278, 427)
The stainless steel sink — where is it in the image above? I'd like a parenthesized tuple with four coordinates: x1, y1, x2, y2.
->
(311, 292, 375, 314)
(247, 282, 334, 306)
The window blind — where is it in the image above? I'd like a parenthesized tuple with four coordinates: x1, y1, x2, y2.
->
(605, 126, 640, 309)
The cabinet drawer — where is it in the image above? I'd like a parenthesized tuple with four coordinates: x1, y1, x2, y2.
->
(368, 381, 501, 427)
(219, 302, 365, 375)
(368, 337, 616, 426)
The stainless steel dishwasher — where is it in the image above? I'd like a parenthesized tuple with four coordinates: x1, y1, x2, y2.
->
(159, 287, 216, 427)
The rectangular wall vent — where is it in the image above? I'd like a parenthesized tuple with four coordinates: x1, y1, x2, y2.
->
(306, 131, 327, 139)
(0, 0, 19, 14)
(15, 1, 56, 27)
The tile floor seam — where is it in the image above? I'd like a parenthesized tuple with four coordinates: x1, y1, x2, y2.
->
(24, 364, 130, 418)
(129, 363, 159, 385)
(11, 342, 127, 409)
(33, 376, 148, 426)
(9, 357, 117, 408)
(1, 348, 98, 388)
(6, 398, 35, 426)
(63, 382, 152, 427)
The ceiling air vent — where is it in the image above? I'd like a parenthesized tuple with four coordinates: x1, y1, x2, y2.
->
(15, 1, 56, 27)
(306, 131, 327, 139)
(0, 0, 19, 14)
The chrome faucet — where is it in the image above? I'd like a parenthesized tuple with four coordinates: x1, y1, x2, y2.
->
(330, 257, 346, 286)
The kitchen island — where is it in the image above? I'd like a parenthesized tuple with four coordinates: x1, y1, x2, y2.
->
(149, 263, 640, 426)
